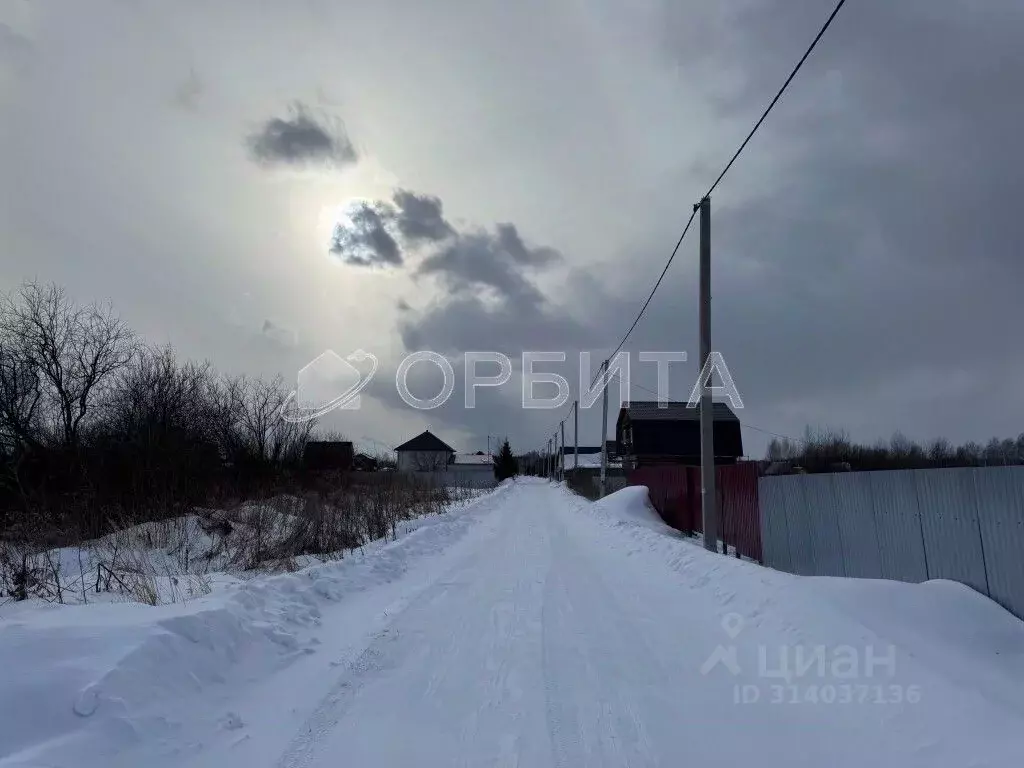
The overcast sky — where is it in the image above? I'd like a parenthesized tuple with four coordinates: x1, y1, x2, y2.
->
(2, 0, 1022, 456)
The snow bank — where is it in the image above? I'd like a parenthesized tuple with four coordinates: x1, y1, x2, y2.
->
(0, 485, 507, 765)
(566, 483, 1024, 730)
(590, 485, 674, 532)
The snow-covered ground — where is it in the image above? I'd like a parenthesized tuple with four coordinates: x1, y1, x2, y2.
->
(2, 479, 1023, 767)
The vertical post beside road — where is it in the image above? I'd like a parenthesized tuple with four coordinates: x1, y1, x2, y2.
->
(573, 400, 579, 473)
(560, 421, 566, 482)
(697, 196, 718, 553)
(600, 358, 610, 498)
(547, 437, 552, 478)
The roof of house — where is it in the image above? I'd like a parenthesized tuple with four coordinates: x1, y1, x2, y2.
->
(621, 400, 739, 422)
(394, 430, 456, 453)
(617, 401, 744, 460)
(453, 453, 494, 465)
(566, 454, 622, 469)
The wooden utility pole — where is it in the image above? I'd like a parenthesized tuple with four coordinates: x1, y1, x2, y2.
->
(697, 196, 718, 552)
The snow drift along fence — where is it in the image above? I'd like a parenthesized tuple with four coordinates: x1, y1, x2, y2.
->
(627, 463, 762, 561)
(759, 466, 1024, 619)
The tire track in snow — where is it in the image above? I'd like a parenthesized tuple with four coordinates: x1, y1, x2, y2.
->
(541, 495, 673, 767)
(271, 502, 509, 768)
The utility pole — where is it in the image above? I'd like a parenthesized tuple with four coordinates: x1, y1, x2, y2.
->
(697, 196, 718, 553)
(557, 430, 565, 483)
(600, 358, 610, 498)
(560, 420, 566, 482)
(573, 400, 579, 473)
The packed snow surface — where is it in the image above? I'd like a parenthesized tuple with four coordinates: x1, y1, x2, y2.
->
(2, 478, 1023, 767)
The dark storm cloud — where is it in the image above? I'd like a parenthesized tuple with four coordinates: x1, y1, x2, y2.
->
(415, 226, 558, 307)
(329, 201, 402, 267)
(632, 0, 1024, 449)
(380, 0, 1024, 453)
(247, 102, 357, 167)
(335, 188, 564, 311)
(392, 189, 455, 243)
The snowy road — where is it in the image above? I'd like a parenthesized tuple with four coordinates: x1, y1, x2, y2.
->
(4, 479, 1024, 767)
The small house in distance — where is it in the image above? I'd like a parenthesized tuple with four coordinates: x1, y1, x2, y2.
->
(352, 452, 379, 471)
(303, 440, 354, 472)
(561, 445, 621, 470)
(451, 452, 495, 481)
(395, 430, 455, 472)
(616, 401, 743, 469)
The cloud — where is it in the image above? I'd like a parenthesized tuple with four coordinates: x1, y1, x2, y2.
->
(261, 318, 297, 347)
(391, 189, 455, 243)
(415, 225, 559, 307)
(0, 22, 33, 76)
(328, 190, 561, 299)
(329, 200, 402, 267)
(172, 68, 202, 111)
(396, 298, 412, 312)
(246, 102, 356, 167)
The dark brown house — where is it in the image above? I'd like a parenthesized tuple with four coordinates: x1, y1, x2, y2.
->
(303, 441, 354, 471)
(616, 401, 743, 469)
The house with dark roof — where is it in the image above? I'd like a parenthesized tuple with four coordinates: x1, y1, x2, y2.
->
(616, 401, 743, 469)
(303, 440, 354, 472)
(394, 430, 456, 472)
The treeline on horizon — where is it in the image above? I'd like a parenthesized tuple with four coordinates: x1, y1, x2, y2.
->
(767, 427, 1024, 473)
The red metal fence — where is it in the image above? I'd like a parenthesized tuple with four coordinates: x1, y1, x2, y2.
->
(627, 462, 763, 561)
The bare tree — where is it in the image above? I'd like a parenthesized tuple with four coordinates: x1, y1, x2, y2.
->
(412, 451, 451, 471)
(0, 283, 136, 449)
(0, 342, 42, 452)
(223, 374, 314, 465)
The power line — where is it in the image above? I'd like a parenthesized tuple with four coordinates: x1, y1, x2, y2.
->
(584, 0, 849, 395)
(594, 209, 699, 388)
(539, 0, 849, 451)
(704, 0, 849, 200)
(739, 422, 808, 446)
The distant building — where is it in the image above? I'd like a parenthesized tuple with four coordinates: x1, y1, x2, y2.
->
(352, 452, 379, 471)
(394, 430, 455, 472)
(561, 445, 621, 470)
(303, 441, 354, 471)
(560, 445, 602, 457)
(451, 452, 495, 481)
(616, 401, 743, 469)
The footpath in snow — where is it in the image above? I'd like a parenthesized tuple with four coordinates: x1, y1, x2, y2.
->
(2, 478, 1023, 767)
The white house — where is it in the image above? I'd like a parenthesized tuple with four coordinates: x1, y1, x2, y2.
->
(452, 452, 494, 476)
(394, 430, 455, 472)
